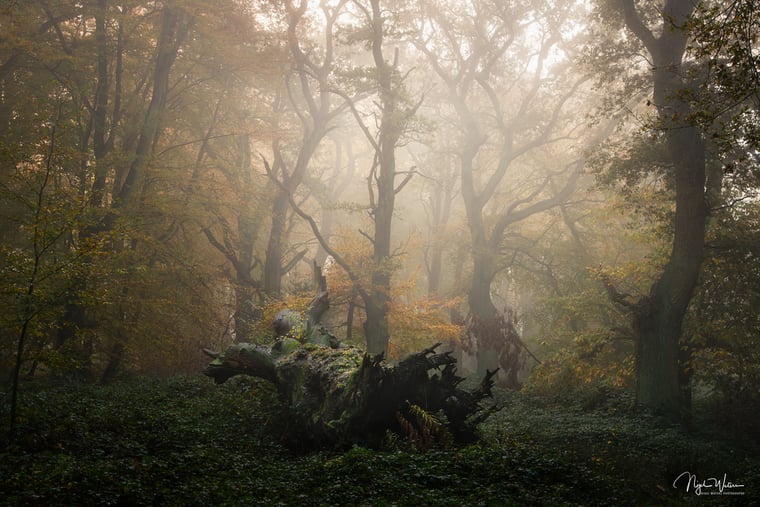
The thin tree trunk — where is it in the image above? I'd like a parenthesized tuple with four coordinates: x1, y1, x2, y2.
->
(364, 295, 390, 356)
(425, 168, 453, 297)
(468, 250, 500, 375)
(10, 99, 62, 438)
(362, 0, 403, 356)
(263, 190, 288, 297)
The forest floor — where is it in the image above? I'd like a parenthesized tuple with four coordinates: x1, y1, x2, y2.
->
(1, 375, 758, 506)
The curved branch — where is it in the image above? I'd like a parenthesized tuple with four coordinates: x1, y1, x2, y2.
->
(393, 168, 416, 195)
(490, 161, 582, 249)
(620, 0, 657, 54)
(202, 226, 240, 273)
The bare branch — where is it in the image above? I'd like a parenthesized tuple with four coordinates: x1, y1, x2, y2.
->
(490, 161, 582, 249)
(327, 87, 379, 151)
(202, 226, 239, 270)
(358, 228, 375, 245)
(393, 167, 416, 195)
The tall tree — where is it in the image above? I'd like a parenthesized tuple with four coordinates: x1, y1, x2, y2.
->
(0, 0, 269, 380)
(200, 132, 268, 342)
(260, 0, 353, 299)
(413, 0, 586, 377)
(350, 0, 421, 355)
(268, 0, 421, 355)
(593, 0, 708, 417)
(115, 5, 193, 207)
(419, 149, 458, 298)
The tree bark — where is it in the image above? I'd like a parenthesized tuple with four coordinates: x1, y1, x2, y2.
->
(262, 0, 344, 298)
(263, 188, 289, 297)
(423, 155, 455, 297)
(468, 251, 500, 375)
(360, 0, 401, 356)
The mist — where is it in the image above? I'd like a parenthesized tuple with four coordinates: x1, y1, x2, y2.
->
(1, 0, 758, 504)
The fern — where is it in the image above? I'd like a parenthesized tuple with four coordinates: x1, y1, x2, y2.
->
(395, 401, 453, 452)
(395, 409, 422, 450)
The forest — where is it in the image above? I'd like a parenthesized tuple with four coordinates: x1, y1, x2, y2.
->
(0, 0, 758, 504)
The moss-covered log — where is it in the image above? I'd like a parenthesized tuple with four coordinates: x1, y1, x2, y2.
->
(203, 338, 498, 448)
(204, 267, 497, 448)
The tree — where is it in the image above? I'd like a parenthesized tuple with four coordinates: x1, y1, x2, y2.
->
(688, 0, 760, 175)
(683, 0, 760, 418)
(114, 4, 193, 208)
(261, 0, 352, 299)
(412, 0, 586, 380)
(200, 132, 268, 342)
(412, 142, 459, 298)
(591, 0, 709, 418)
(586, 0, 760, 418)
(687, 201, 760, 420)
(4, 96, 76, 435)
(348, 0, 422, 356)
(265, 0, 421, 356)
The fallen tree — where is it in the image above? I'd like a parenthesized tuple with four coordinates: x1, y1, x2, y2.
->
(203, 268, 499, 448)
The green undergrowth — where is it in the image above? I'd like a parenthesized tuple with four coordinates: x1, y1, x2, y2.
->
(1, 376, 758, 506)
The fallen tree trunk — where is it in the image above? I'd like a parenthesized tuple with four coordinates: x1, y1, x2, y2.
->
(204, 266, 498, 448)
(203, 338, 498, 448)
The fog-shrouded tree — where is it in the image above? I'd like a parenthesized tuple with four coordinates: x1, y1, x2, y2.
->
(347, 0, 423, 356)
(421, 151, 459, 299)
(260, 0, 356, 300)
(269, 0, 422, 356)
(688, 0, 760, 182)
(411, 0, 589, 381)
(198, 0, 352, 341)
(685, 0, 760, 420)
(0, 1, 196, 381)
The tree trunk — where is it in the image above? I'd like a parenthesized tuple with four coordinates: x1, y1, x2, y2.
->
(427, 246, 443, 297)
(621, 0, 707, 418)
(263, 189, 288, 297)
(204, 271, 499, 448)
(468, 250, 499, 375)
(633, 118, 706, 416)
(363, 294, 390, 356)
(315, 137, 355, 269)
(233, 283, 258, 342)
(90, 0, 109, 206)
(204, 340, 498, 448)
(233, 135, 262, 340)
(425, 165, 454, 297)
